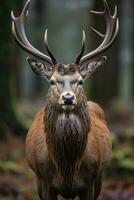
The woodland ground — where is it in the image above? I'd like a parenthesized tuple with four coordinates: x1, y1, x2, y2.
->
(0, 135, 134, 200)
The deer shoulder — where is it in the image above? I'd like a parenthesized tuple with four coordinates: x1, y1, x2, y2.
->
(25, 107, 48, 171)
(85, 101, 112, 166)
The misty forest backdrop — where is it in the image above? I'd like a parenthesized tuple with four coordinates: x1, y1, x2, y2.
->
(0, 0, 134, 199)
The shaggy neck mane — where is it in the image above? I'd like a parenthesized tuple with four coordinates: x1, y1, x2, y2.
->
(44, 91, 90, 186)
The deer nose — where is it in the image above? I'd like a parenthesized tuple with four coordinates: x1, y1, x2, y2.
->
(62, 94, 75, 105)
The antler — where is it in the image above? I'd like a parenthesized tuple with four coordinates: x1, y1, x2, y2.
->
(75, 31, 86, 65)
(76, 0, 119, 65)
(11, 0, 57, 65)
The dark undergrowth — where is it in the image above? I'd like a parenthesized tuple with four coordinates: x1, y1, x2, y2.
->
(0, 132, 133, 200)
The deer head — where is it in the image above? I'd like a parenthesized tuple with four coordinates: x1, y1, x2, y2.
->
(11, 0, 119, 111)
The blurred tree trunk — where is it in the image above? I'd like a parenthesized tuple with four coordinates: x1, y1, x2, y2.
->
(90, 0, 119, 104)
(118, 0, 134, 102)
(0, 1, 27, 136)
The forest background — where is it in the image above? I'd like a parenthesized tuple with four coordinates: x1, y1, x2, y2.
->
(0, 0, 134, 199)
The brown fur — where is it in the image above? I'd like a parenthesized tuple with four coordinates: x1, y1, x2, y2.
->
(26, 96, 111, 200)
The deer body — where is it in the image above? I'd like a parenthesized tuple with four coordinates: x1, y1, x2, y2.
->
(11, 0, 119, 199)
(26, 98, 111, 200)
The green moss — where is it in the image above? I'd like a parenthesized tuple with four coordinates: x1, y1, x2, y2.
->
(119, 159, 134, 171)
(0, 197, 9, 200)
(0, 161, 23, 174)
(127, 127, 134, 142)
(111, 132, 119, 148)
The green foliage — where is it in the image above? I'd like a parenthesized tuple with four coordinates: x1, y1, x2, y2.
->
(105, 130, 134, 179)
(0, 161, 23, 175)
(0, 197, 9, 200)
(111, 132, 118, 148)
(127, 128, 134, 143)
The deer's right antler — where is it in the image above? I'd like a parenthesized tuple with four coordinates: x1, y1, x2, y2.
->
(11, 0, 57, 65)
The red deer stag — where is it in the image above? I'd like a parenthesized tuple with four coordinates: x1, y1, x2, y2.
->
(11, 0, 119, 199)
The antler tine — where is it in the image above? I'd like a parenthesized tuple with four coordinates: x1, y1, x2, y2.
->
(100, 0, 118, 48)
(75, 31, 86, 65)
(90, 0, 111, 17)
(103, 0, 111, 18)
(79, 0, 119, 65)
(90, 27, 105, 38)
(113, 5, 118, 19)
(44, 29, 57, 65)
(11, 0, 32, 47)
(90, 10, 104, 16)
(11, 0, 56, 65)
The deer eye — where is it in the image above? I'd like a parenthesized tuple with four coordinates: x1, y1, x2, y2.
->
(50, 79, 56, 86)
(57, 80, 64, 85)
(78, 79, 83, 85)
(71, 80, 77, 84)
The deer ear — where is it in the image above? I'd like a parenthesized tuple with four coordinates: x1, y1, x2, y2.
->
(27, 57, 53, 80)
(80, 56, 107, 79)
